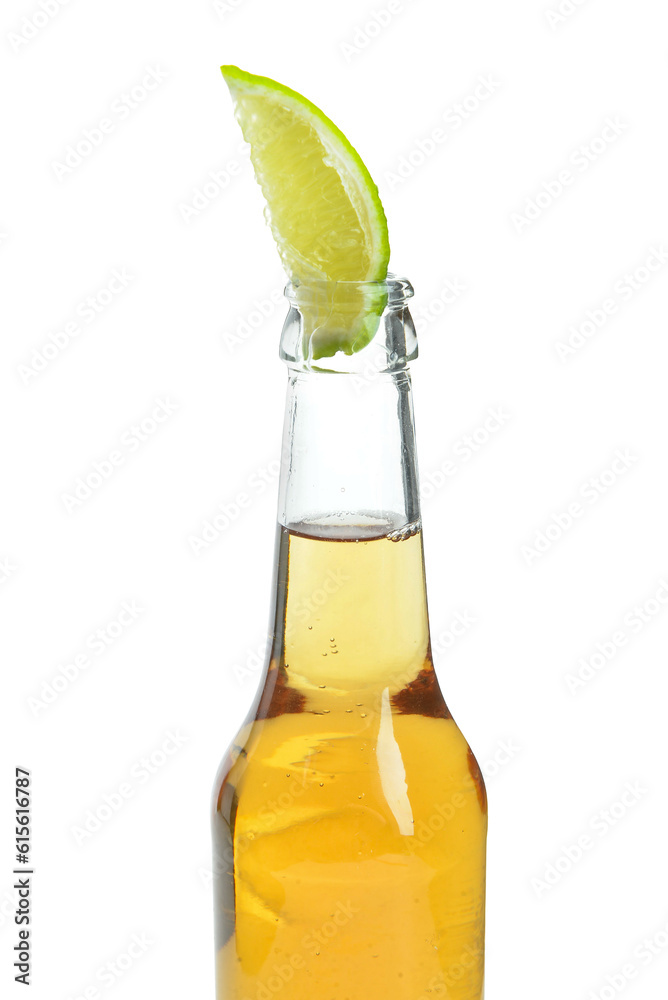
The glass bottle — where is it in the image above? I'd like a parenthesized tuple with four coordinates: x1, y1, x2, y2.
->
(212, 277, 487, 1000)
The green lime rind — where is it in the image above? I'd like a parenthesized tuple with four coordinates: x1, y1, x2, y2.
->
(220, 65, 390, 281)
(220, 65, 390, 358)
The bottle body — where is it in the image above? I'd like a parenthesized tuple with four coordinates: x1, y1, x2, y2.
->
(212, 280, 486, 999)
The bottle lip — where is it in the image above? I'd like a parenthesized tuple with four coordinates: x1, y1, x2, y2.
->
(284, 272, 414, 307)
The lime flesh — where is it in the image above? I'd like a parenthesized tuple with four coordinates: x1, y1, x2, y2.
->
(221, 65, 390, 358)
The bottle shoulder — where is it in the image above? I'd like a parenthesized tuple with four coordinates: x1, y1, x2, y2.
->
(212, 694, 487, 828)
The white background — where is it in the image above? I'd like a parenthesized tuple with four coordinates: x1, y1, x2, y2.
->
(1, 1, 667, 998)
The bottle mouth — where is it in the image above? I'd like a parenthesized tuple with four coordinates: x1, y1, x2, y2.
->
(284, 273, 414, 308)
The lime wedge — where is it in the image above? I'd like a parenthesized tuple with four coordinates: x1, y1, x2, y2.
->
(220, 65, 390, 359)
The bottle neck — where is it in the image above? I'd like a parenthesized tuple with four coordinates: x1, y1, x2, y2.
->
(277, 366, 422, 537)
(276, 267, 420, 536)
(267, 297, 432, 701)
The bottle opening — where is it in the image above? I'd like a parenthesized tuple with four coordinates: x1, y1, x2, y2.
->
(280, 273, 417, 371)
(284, 273, 414, 308)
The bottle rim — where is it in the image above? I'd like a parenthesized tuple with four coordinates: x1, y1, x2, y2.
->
(284, 272, 414, 307)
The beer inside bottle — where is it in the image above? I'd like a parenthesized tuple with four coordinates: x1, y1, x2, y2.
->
(212, 278, 487, 999)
